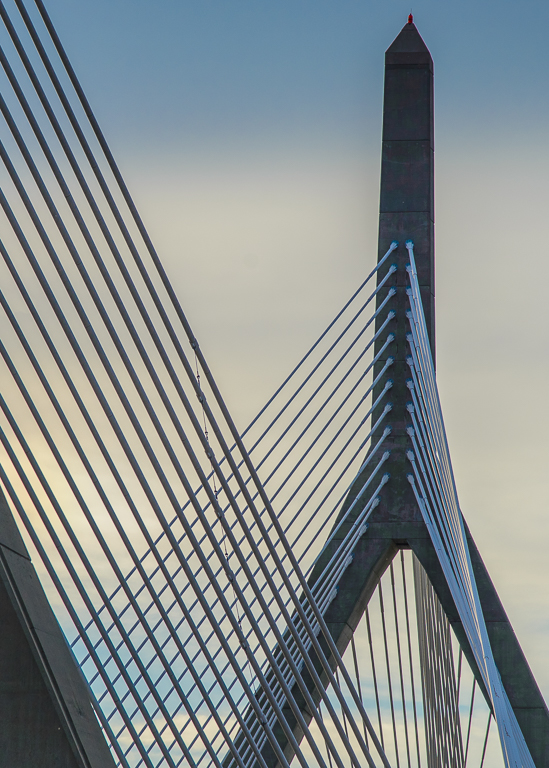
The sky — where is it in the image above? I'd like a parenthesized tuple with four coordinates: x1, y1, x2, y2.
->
(33, 0, 549, 705)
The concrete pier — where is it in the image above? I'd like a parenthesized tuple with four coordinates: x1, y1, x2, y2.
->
(0, 488, 115, 767)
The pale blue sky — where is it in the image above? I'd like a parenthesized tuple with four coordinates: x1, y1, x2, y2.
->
(24, 0, 549, 707)
(49, 0, 549, 152)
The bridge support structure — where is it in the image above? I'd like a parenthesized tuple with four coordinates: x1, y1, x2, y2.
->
(0, 487, 115, 768)
(258, 18, 549, 768)
(1, 8, 548, 768)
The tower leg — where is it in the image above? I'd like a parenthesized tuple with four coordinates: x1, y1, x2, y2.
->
(0, 488, 115, 768)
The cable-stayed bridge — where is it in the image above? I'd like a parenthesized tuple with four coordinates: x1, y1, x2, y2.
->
(0, 4, 547, 768)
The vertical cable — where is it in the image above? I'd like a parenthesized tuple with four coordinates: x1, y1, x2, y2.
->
(463, 679, 476, 767)
(379, 582, 400, 768)
(365, 604, 384, 750)
(479, 715, 492, 768)
(351, 633, 368, 745)
(390, 561, 412, 768)
(401, 552, 421, 768)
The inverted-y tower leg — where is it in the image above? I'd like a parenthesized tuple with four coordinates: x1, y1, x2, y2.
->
(318, 18, 549, 768)
(257, 19, 549, 768)
(0, 487, 115, 768)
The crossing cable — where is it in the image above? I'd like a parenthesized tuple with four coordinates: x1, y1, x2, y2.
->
(0, 320, 272, 768)
(0, 462, 141, 768)
(178, 408, 384, 760)
(13, 17, 395, 766)
(351, 633, 368, 744)
(178, 498, 370, 760)
(404, 243, 534, 768)
(189, 320, 396, 586)
(0, 298, 268, 768)
(71, 308, 394, 764)
(2, 0, 286, 656)
(0, 185, 302, 768)
(93, 298, 391, 684)
(0, 4, 390, 760)
(225, 412, 394, 645)
(111, 266, 396, 612)
(0, 182, 376, 768)
(95, 334, 390, 760)
(65, 240, 390, 636)
(121, 390, 391, 678)
(0, 246, 150, 768)
(220, 474, 389, 767)
(11, 9, 398, 753)
(0, 392, 304, 768)
(102, 341, 394, 742)
(94, 327, 394, 656)
(0, 78, 371, 768)
(378, 582, 400, 768)
(0, 207, 312, 768)
(0, 226, 276, 768)
(234, 379, 393, 587)
(148, 297, 395, 595)
(0, 4, 398, 760)
(194, 350, 255, 693)
(224, 568, 343, 761)
(366, 604, 385, 749)
(0, 227, 198, 766)
(0, 413, 183, 768)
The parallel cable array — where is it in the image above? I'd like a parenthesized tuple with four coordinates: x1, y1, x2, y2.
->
(262, 549, 500, 768)
(413, 556, 463, 768)
(404, 241, 535, 768)
(0, 2, 397, 766)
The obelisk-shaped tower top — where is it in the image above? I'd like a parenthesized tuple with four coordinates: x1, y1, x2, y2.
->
(368, 18, 435, 559)
(378, 16, 434, 355)
(386, 16, 432, 57)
